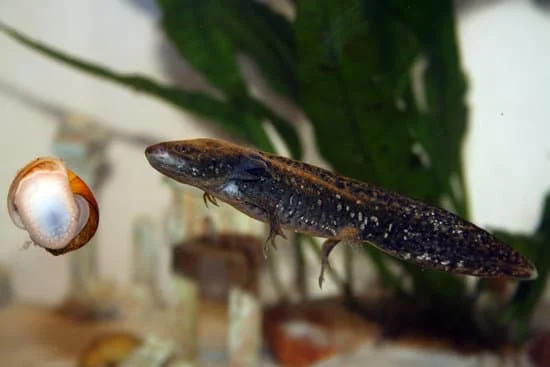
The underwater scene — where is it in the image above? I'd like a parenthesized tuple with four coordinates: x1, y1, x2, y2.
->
(1, 0, 550, 366)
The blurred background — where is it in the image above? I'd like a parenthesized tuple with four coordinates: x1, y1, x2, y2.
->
(0, 0, 549, 366)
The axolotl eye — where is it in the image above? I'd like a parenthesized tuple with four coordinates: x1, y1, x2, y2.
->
(227, 155, 271, 182)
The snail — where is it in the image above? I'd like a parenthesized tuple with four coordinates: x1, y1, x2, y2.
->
(7, 157, 99, 255)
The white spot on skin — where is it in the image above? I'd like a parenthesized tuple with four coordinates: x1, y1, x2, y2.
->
(149, 149, 183, 168)
(388, 223, 393, 232)
(346, 206, 350, 211)
(416, 253, 431, 261)
(222, 182, 241, 199)
(358, 212, 363, 222)
(370, 216, 379, 226)
(335, 194, 341, 199)
(441, 260, 450, 266)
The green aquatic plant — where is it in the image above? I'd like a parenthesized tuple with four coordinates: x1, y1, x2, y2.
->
(493, 194, 550, 344)
(1, 0, 546, 346)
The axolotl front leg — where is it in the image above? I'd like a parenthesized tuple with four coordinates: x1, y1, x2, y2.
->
(243, 198, 289, 256)
(203, 192, 219, 207)
(203, 155, 288, 257)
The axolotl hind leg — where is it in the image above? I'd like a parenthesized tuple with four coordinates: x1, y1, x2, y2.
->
(319, 238, 340, 289)
(318, 226, 362, 289)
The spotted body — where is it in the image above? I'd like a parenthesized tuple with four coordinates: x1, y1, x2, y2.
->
(145, 138, 537, 287)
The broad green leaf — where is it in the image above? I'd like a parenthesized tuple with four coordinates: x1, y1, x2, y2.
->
(294, 0, 469, 300)
(390, 0, 471, 217)
(295, 0, 438, 202)
(0, 22, 276, 153)
(157, 0, 298, 101)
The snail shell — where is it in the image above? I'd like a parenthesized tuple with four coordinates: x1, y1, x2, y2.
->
(79, 332, 142, 367)
(7, 157, 99, 255)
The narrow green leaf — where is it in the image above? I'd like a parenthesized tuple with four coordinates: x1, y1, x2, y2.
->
(496, 193, 550, 344)
(0, 22, 276, 153)
(245, 97, 302, 159)
(157, 0, 303, 157)
(157, 0, 298, 101)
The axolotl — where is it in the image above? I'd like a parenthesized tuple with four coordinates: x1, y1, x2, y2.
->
(145, 138, 537, 288)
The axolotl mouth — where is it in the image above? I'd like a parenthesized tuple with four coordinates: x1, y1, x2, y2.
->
(145, 143, 184, 175)
(145, 139, 246, 188)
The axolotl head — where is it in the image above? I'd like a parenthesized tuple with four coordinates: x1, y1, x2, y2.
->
(145, 139, 268, 192)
